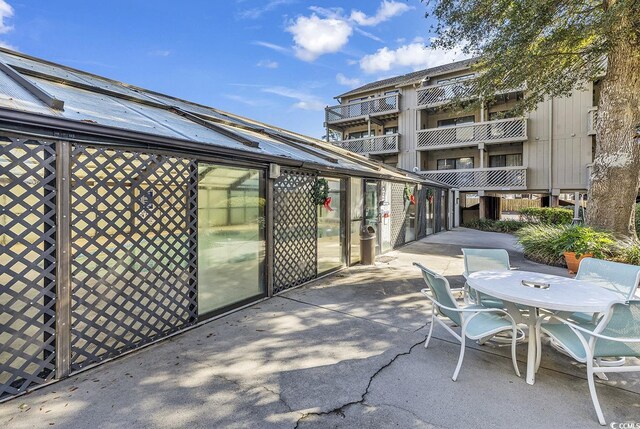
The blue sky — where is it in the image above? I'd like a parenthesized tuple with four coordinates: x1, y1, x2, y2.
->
(0, 1, 466, 139)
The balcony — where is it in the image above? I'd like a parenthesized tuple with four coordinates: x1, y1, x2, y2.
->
(420, 166, 527, 191)
(325, 94, 400, 126)
(331, 134, 399, 155)
(417, 80, 476, 108)
(587, 107, 597, 135)
(416, 118, 528, 150)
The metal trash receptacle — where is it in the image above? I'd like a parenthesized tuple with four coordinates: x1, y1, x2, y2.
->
(360, 225, 376, 265)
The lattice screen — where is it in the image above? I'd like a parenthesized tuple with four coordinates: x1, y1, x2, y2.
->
(273, 169, 317, 293)
(69, 145, 197, 370)
(390, 182, 408, 249)
(0, 137, 56, 399)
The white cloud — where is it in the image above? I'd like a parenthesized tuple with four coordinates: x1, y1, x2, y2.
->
(148, 49, 172, 57)
(349, 1, 411, 27)
(286, 14, 352, 61)
(353, 27, 383, 43)
(359, 42, 470, 73)
(0, 1, 13, 34)
(253, 40, 289, 54)
(239, 0, 294, 19)
(262, 86, 325, 111)
(256, 59, 279, 69)
(0, 40, 16, 51)
(336, 73, 361, 87)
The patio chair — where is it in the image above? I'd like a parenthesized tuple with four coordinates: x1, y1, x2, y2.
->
(536, 300, 640, 425)
(414, 262, 522, 381)
(462, 248, 511, 308)
(570, 258, 640, 324)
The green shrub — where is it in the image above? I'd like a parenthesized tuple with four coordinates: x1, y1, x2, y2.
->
(519, 207, 574, 225)
(611, 238, 640, 266)
(462, 218, 527, 233)
(515, 224, 567, 266)
(550, 225, 615, 259)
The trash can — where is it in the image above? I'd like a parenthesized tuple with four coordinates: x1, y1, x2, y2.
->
(360, 225, 376, 265)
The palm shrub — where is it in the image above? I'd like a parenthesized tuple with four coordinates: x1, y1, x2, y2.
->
(611, 238, 640, 266)
(516, 224, 568, 266)
(550, 225, 615, 259)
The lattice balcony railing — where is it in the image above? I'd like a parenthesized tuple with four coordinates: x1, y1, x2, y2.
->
(331, 134, 399, 154)
(417, 118, 527, 150)
(421, 167, 527, 190)
(325, 94, 399, 123)
(417, 80, 476, 108)
(587, 107, 598, 135)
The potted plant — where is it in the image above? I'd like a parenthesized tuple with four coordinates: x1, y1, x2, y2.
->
(551, 225, 614, 273)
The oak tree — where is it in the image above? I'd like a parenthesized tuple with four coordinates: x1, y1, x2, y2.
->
(425, 0, 640, 236)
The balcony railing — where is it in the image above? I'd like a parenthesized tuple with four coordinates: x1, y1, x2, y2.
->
(331, 134, 399, 155)
(420, 167, 527, 191)
(416, 118, 527, 150)
(417, 80, 476, 108)
(326, 94, 400, 124)
(587, 107, 598, 135)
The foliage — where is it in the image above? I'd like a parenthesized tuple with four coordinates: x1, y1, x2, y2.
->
(550, 225, 615, 259)
(610, 238, 640, 266)
(516, 224, 568, 266)
(312, 178, 329, 205)
(423, 0, 639, 115)
(519, 207, 573, 225)
(463, 218, 527, 233)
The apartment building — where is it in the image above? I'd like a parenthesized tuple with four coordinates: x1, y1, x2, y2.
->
(324, 58, 598, 223)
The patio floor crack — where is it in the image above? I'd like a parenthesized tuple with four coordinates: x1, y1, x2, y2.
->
(293, 336, 426, 429)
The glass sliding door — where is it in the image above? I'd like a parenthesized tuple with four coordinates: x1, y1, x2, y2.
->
(364, 180, 380, 255)
(350, 178, 364, 264)
(405, 185, 417, 242)
(198, 164, 265, 316)
(317, 177, 345, 274)
(426, 188, 435, 235)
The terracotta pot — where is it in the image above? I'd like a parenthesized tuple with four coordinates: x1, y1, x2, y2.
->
(563, 251, 593, 274)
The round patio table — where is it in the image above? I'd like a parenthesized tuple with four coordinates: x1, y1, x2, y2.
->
(467, 270, 624, 385)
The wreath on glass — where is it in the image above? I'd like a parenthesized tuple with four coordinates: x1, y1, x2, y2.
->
(312, 178, 333, 211)
(404, 184, 416, 205)
(426, 188, 434, 203)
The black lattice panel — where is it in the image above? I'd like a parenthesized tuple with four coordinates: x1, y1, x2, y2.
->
(273, 170, 317, 293)
(69, 145, 197, 370)
(390, 182, 409, 249)
(1, 137, 56, 399)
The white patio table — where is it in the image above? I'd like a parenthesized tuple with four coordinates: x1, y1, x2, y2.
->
(467, 270, 624, 385)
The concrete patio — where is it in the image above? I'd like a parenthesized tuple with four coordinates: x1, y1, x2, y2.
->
(1, 228, 639, 428)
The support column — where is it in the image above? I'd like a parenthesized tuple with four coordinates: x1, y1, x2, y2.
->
(478, 190, 486, 220)
(55, 141, 72, 379)
(266, 169, 276, 297)
(478, 143, 485, 169)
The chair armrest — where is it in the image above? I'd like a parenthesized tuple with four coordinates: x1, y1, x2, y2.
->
(539, 313, 640, 343)
(420, 289, 515, 319)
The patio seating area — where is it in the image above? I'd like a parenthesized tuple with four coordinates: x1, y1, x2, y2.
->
(1, 228, 639, 428)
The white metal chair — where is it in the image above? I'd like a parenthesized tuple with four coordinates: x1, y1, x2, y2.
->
(536, 300, 640, 425)
(414, 262, 522, 381)
(462, 248, 511, 308)
(570, 258, 640, 324)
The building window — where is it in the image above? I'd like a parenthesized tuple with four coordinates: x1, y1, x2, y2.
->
(437, 115, 475, 128)
(489, 110, 517, 120)
(384, 126, 398, 135)
(489, 154, 523, 167)
(437, 157, 474, 170)
(436, 73, 475, 85)
(349, 130, 375, 139)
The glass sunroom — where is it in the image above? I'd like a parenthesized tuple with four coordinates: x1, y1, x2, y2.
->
(0, 48, 450, 401)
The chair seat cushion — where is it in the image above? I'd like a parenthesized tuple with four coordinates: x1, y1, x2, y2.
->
(465, 311, 514, 339)
(541, 322, 596, 362)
